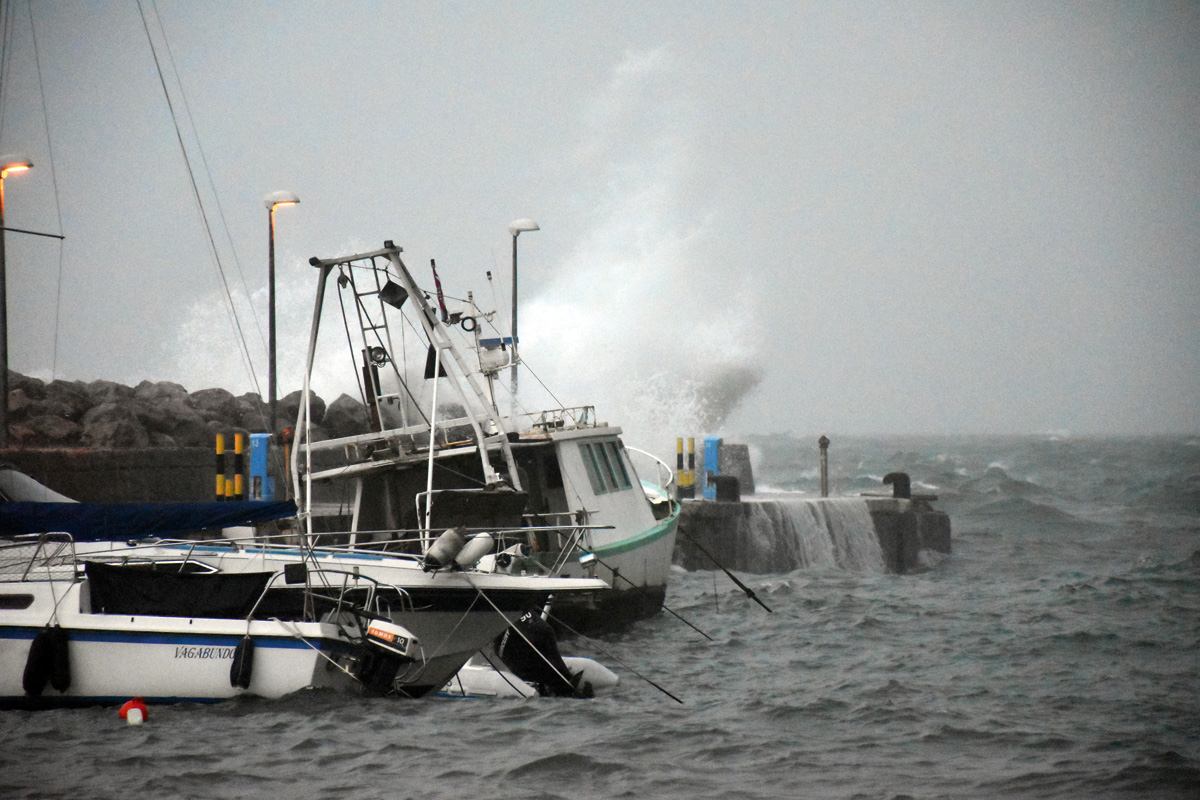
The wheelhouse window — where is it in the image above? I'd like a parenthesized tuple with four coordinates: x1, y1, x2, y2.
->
(579, 441, 632, 495)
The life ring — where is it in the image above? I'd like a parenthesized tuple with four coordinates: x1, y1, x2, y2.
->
(459, 315, 477, 332)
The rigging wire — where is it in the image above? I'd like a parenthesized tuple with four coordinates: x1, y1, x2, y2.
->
(148, 1, 267, 361)
(135, 0, 262, 397)
(335, 267, 370, 411)
(0, 0, 15, 140)
(26, 1, 66, 379)
(546, 609, 685, 704)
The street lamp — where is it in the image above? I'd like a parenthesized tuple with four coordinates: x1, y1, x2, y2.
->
(0, 155, 33, 448)
(507, 217, 539, 401)
(264, 190, 300, 434)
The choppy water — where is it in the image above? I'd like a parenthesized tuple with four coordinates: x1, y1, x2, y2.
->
(3, 435, 1198, 799)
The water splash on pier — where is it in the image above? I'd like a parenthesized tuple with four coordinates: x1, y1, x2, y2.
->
(745, 497, 885, 572)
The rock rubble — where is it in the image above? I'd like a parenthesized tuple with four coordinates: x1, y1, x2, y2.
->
(5, 370, 372, 448)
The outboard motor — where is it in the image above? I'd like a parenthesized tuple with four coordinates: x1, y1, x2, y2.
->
(356, 619, 419, 695)
(494, 607, 585, 697)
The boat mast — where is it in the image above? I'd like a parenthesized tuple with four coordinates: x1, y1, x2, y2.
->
(300, 242, 523, 494)
(379, 246, 522, 489)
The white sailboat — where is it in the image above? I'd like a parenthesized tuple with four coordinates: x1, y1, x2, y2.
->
(0, 533, 420, 708)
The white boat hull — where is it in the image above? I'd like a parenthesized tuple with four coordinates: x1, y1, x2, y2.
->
(439, 656, 619, 699)
(0, 583, 356, 708)
(72, 542, 607, 695)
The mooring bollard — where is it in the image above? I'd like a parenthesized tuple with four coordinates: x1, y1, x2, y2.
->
(818, 434, 830, 498)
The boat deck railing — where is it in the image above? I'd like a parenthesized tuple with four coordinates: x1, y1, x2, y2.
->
(0, 533, 79, 583)
(626, 445, 676, 492)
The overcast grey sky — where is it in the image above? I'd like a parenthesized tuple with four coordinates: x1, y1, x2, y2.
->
(1, 0, 1196, 441)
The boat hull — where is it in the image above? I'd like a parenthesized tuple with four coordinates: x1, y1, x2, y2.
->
(0, 584, 356, 709)
(74, 542, 606, 696)
(552, 500, 680, 631)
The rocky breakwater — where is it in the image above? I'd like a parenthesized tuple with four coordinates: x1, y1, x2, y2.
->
(3, 370, 372, 501)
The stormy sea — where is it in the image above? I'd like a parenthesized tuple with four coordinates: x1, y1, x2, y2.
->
(2, 435, 1197, 799)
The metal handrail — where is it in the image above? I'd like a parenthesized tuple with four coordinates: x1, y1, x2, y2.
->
(626, 445, 676, 491)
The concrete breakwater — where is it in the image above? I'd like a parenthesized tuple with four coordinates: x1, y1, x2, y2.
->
(674, 495, 951, 574)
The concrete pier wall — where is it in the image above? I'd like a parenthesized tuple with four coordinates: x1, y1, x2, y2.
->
(674, 495, 951, 574)
(0, 447, 213, 502)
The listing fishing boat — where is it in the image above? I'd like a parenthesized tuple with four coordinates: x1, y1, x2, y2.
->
(290, 240, 680, 632)
(0, 531, 420, 709)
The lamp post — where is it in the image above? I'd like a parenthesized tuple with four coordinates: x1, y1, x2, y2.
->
(264, 190, 299, 435)
(0, 155, 33, 448)
(507, 217, 539, 402)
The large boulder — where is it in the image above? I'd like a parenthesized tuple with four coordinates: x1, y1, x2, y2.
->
(8, 371, 45, 399)
(7, 388, 39, 421)
(9, 415, 83, 446)
(278, 390, 325, 430)
(81, 402, 150, 448)
(44, 380, 93, 421)
(323, 393, 370, 438)
(133, 397, 211, 447)
(235, 393, 269, 433)
(133, 380, 188, 404)
(86, 379, 134, 406)
(187, 388, 240, 425)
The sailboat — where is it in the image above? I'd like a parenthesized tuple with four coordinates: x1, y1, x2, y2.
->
(0, 528, 423, 709)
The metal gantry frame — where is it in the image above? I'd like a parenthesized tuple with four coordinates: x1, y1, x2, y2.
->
(292, 242, 525, 542)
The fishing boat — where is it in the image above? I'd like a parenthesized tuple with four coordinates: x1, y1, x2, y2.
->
(290, 240, 680, 632)
(0, 531, 421, 709)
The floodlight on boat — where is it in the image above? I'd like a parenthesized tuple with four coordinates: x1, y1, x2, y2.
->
(379, 280, 409, 309)
(0, 155, 32, 178)
(507, 218, 539, 235)
(263, 190, 300, 210)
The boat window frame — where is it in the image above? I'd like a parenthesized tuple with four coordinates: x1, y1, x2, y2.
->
(580, 442, 610, 495)
(596, 441, 623, 491)
(605, 441, 632, 489)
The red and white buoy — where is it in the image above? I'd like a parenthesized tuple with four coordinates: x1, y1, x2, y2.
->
(118, 697, 148, 726)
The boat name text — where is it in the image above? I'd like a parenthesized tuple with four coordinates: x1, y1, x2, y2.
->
(174, 645, 236, 660)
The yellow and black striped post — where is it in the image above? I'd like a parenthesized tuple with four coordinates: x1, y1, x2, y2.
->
(675, 437, 684, 498)
(679, 436, 696, 498)
(232, 432, 246, 501)
(215, 432, 227, 500)
(216, 431, 248, 501)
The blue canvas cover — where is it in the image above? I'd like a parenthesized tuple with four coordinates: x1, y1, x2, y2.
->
(0, 500, 297, 541)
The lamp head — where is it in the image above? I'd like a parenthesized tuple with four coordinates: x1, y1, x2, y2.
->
(0, 155, 33, 179)
(508, 218, 539, 236)
(264, 190, 300, 211)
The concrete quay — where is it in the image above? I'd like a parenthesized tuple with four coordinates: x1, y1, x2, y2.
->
(673, 494, 951, 575)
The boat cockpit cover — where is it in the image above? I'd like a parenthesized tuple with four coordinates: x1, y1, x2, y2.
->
(0, 500, 297, 541)
(85, 561, 273, 619)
